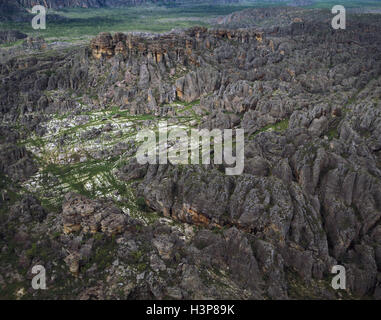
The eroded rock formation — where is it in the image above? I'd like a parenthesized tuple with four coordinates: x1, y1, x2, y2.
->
(1, 7, 381, 300)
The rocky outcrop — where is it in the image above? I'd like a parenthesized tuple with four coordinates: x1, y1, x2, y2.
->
(0, 30, 27, 44)
(22, 37, 47, 50)
(62, 193, 130, 235)
(90, 27, 263, 60)
(0, 126, 37, 183)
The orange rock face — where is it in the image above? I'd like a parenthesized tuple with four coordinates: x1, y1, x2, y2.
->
(90, 32, 115, 59)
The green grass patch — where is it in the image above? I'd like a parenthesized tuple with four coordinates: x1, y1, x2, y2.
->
(250, 118, 289, 139)
(0, 4, 270, 40)
(0, 39, 25, 48)
(307, 1, 381, 9)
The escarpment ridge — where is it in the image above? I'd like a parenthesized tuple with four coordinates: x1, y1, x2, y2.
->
(90, 27, 264, 60)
